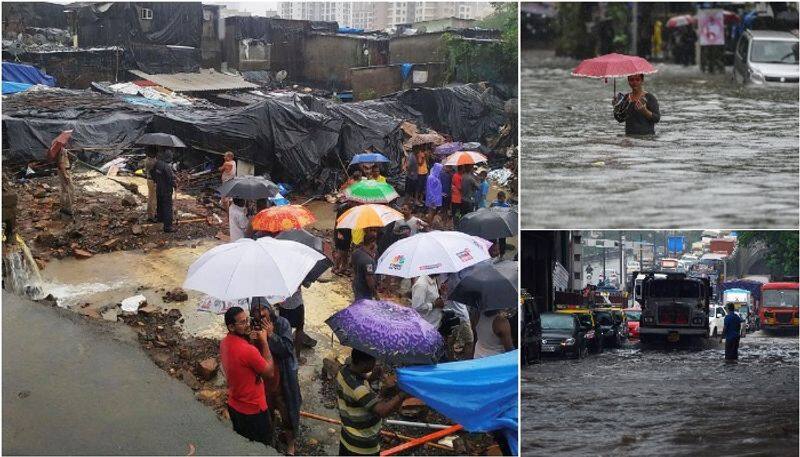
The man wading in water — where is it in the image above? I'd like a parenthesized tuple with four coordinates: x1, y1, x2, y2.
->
(613, 73, 660, 135)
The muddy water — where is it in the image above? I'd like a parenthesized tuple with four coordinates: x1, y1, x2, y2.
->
(522, 331, 799, 456)
(520, 50, 799, 228)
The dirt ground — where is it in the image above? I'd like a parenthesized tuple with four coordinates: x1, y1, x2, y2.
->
(3, 166, 515, 456)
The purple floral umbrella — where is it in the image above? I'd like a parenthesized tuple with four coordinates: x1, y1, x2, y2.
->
(434, 142, 462, 155)
(325, 299, 444, 366)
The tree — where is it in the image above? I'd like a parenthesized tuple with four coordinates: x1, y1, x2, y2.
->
(738, 231, 799, 278)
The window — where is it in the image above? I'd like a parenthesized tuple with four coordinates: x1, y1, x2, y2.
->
(140, 8, 153, 20)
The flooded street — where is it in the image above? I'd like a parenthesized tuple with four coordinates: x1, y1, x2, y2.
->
(520, 50, 799, 228)
(522, 331, 799, 456)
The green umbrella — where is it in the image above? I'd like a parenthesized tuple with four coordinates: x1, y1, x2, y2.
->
(344, 179, 399, 204)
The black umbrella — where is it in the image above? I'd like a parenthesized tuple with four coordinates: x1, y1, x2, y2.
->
(217, 176, 280, 199)
(448, 260, 518, 311)
(457, 207, 516, 240)
(275, 229, 332, 284)
(136, 133, 186, 148)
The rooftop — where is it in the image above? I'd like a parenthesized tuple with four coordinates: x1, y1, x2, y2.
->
(128, 69, 259, 93)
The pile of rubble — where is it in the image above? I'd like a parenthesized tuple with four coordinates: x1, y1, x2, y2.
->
(8, 172, 227, 265)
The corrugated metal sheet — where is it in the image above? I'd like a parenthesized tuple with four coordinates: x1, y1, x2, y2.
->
(128, 69, 259, 93)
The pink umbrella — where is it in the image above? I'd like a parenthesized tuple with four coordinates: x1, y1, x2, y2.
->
(666, 14, 696, 29)
(572, 53, 657, 93)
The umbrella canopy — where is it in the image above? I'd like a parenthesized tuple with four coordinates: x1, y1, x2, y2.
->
(666, 14, 695, 28)
(448, 260, 518, 311)
(275, 229, 332, 284)
(343, 179, 399, 204)
(136, 133, 186, 148)
(571, 53, 657, 79)
(442, 151, 488, 167)
(251, 205, 316, 232)
(457, 207, 516, 240)
(336, 204, 403, 230)
(47, 130, 73, 160)
(376, 231, 491, 278)
(183, 237, 325, 301)
(434, 142, 463, 155)
(350, 152, 390, 165)
(217, 175, 280, 200)
(326, 299, 444, 365)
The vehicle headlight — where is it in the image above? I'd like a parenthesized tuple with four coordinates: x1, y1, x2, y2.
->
(541, 339, 547, 345)
(692, 317, 703, 325)
(644, 316, 654, 324)
(563, 338, 575, 346)
(749, 67, 765, 84)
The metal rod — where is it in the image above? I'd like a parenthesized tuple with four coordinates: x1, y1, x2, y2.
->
(384, 419, 451, 430)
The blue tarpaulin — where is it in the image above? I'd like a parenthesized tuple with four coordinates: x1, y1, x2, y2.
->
(2, 81, 33, 94)
(396, 350, 519, 455)
(401, 63, 413, 80)
(338, 27, 365, 34)
(2, 62, 56, 86)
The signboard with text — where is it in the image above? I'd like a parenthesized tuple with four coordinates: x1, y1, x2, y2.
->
(698, 9, 725, 46)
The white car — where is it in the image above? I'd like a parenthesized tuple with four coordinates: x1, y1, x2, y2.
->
(709, 304, 726, 338)
(733, 30, 799, 85)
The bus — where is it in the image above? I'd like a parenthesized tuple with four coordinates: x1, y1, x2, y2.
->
(759, 282, 799, 331)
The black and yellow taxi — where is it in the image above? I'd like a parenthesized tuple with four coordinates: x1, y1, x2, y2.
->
(555, 306, 603, 354)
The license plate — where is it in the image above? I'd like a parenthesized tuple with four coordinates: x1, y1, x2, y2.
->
(667, 332, 680, 343)
(542, 345, 556, 352)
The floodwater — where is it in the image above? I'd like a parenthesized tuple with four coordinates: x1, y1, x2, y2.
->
(520, 50, 799, 228)
(522, 331, 799, 456)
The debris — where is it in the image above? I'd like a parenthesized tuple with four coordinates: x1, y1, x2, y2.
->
(121, 295, 147, 313)
(139, 304, 161, 315)
(72, 248, 93, 259)
(178, 368, 201, 390)
(131, 225, 143, 235)
(196, 388, 223, 403)
(322, 355, 342, 381)
(167, 308, 182, 319)
(214, 231, 230, 242)
(121, 195, 138, 207)
(163, 288, 188, 302)
(197, 357, 219, 381)
(399, 397, 427, 419)
(100, 307, 120, 322)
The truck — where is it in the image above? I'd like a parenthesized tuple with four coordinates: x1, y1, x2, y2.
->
(631, 271, 711, 344)
(722, 288, 753, 335)
(759, 282, 799, 331)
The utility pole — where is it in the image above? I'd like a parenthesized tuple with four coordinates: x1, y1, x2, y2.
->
(620, 234, 625, 291)
(631, 2, 639, 56)
(602, 247, 607, 286)
(639, 233, 643, 270)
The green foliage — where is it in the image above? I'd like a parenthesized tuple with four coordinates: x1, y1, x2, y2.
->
(738, 231, 799, 277)
(553, 3, 593, 58)
(442, 3, 517, 85)
(356, 89, 378, 101)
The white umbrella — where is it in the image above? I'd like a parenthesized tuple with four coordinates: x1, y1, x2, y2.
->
(183, 238, 325, 301)
(376, 231, 491, 278)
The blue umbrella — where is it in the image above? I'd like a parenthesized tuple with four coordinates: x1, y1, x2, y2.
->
(350, 152, 389, 165)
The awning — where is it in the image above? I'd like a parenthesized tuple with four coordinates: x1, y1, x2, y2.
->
(128, 69, 259, 93)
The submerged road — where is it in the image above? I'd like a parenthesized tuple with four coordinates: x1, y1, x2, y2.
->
(520, 50, 799, 228)
(522, 331, 799, 456)
(2, 291, 274, 455)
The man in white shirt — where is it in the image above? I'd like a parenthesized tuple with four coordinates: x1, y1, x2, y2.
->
(228, 198, 250, 241)
(401, 203, 428, 235)
(411, 274, 443, 329)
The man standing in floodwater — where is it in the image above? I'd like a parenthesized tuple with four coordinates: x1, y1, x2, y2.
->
(722, 303, 743, 361)
(613, 73, 661, 135)
(151, 148, 176, 233)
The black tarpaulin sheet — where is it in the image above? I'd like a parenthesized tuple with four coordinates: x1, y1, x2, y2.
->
(389, 84, 506, 143)
(150, 93, 341, 181)
(2, 111, 153, 162)
(127, 43, 201, 74)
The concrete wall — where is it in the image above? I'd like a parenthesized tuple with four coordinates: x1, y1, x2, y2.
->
(201, 5, 221, 69)
(350, 62, 445, 100)
(303, 34, 388, 90)
(389, 32, 447, 64)
(3, 49, 126, 89)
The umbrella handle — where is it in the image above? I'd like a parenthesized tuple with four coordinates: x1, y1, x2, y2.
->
(613, 78, 616, 95)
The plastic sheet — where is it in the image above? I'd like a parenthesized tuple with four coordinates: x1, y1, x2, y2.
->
(2, 62, 56, 86)
(396, 350, 519, 455)
(2, 81, 33, 94)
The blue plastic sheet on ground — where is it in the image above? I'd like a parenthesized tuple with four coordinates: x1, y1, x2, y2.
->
(2, 81, 33, 94)
(401, 63, 413, 80)
(2, 62, 56, 86)
(396, 350, 519, 455)
(124, 96, 174, 109)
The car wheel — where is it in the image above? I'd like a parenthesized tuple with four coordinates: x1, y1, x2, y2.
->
(615, 333, 622, 348)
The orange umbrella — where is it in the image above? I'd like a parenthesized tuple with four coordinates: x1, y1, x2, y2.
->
(251, 205, 316, 232)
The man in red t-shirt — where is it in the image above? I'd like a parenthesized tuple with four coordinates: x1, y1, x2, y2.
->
(220, 306, 275, 446)
(450, 165, 463, 224)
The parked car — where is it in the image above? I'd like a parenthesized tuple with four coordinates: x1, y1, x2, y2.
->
(733, 30, 799, 85)
(593, 307, 628, 348)
(556, 308, 603, 354)
(540, 313, 589, 359)
(709, 303, 726, 338)
(625, 307, 641, 339)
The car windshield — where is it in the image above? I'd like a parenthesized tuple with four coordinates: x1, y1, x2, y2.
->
(751, 40, 799, 64)
(542, 314, 575, 331)
(595, 311, 613, 326)
(763, 289, 799, 308)
(647, 280, 701, 298)
(626, 311, 641, 322)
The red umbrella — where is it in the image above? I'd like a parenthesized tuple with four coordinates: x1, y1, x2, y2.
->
(46, 130, 73, 162)
(572, 53, 657, 93)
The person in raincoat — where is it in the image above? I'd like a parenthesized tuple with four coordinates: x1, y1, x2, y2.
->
(151, 148, 176, 232)
(424, 163, 443, 223)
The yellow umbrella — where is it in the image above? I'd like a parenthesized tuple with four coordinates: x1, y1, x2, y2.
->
(336, 204, 403, 230)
